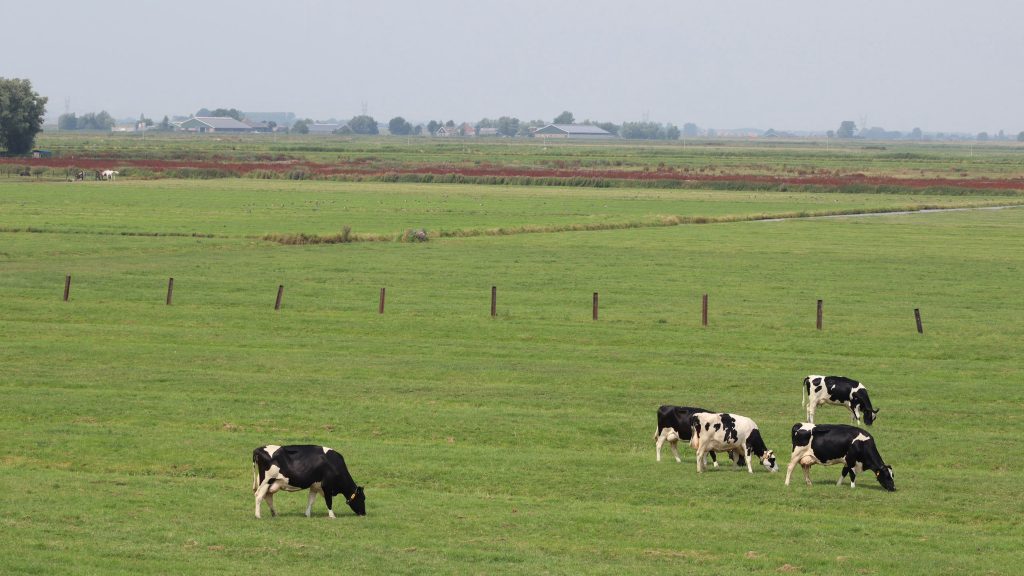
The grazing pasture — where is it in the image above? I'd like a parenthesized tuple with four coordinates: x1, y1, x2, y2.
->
(1, 148, 1023, 574)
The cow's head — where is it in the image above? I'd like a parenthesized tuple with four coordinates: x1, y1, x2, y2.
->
(761, 449, 779, 472)
(346, 486, 366, 516)
(874, 466, 895, 491)
(864, 408, 880, 425)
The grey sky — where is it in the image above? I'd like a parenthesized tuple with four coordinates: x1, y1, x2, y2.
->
(6, 0, 1022, 133)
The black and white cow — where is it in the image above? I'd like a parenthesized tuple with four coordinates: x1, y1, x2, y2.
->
(252, 445, 366, 518)
(784, 423, 895, 491)
(655, 405, 744, 467)
(689, 412, 778, 474)
(803, 375, 879, 425)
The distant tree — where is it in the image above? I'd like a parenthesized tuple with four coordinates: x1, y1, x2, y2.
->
(426, 120, 440, 135)
(763, 128, 778, 138)
(139, 114, 153, 127)
(349, 115, 379, 135)
(826, 130, 835, 139)
(158, 115, 171, 131)
(335, 125, 353, 135)
(476, 118, 495, 129)
(682, 122, 699, 137)
(496, 116, 520, 137)
(267, 121, 277, 131)
(196, 108, 212, 117)
(1018, 131, 1024, 142)
(621, 121, 678, 140)
(553, 110, 574, 124)
(292, 119, 310, 134)
(58, 113, 78, 131)
(445, 120, 455, 128)
(836, 120, 857, 138)
(210, 108, 243, 120)
(909, 127, 922, 140)
(72, 111, 115, 131)
(594, 121, 619, 136)
(0, 78, 48, 154)
(997, 129, 1006, 141)
(413, 124, 423, 135)
(388, 116, 412, 135)
(977, 132, 989, 141)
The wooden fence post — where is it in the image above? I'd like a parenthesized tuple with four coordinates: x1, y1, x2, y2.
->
(491, 286, 497, 317)
(275, 285, 284, 310)
(914, 308, 923, 334)
(593, 292, 599, 321)
(702, 293, 708, 327)
(63, 275, 71, 302)
(816, 299, 823, 330)
(379, 287, 386, 314)
(166, 277, 174, 305)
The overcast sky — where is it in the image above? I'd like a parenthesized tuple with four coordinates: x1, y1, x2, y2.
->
(5, 1, 1022, 133)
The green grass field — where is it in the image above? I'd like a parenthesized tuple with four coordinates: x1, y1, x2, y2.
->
(2, 169, 1023, 574)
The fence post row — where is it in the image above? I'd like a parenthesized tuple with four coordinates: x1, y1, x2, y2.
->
(53, 280, 931, 335)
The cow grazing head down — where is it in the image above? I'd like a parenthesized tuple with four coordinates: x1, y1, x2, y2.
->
(875, 465, 895, 492)
(863, 408, 881, 426)
(760, 449, 779, 473)
(347, 486, 367, 516)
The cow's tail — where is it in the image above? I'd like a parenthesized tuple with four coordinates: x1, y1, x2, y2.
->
(801, 377, 809, 408)
(252, 453, 259, 493)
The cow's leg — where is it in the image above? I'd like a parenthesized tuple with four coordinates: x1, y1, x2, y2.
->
(254, 482, 272, 519)
(745, 446, 754, 474)
(802, 464, 813, 486)
(850, 463, 862, 488)
(850, 405, 860, 424)
(655, 430, 665, 462)
(709, 450, 719, 468)
(324, 493, 336, 518)
(838, 467, 850, 486)
(669, 439, 682, 463)
(695, 447, 707, 473)
(305, 488, 318, 517)
(807, 402, 816, 424)
(785, 453, 800, 486)
(265, 493, 277, 517)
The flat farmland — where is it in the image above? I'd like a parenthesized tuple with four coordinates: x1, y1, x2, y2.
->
(0, 179, 1020, 239)
(1, 166, 1023, 574)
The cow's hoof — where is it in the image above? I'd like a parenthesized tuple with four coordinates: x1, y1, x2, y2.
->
(712, 462, 719, 468)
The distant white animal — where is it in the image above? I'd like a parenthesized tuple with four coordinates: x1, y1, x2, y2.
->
(100, 170, 119, 180)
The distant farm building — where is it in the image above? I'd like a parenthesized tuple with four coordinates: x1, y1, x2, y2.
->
(476, 127, 500, 137)
(307, 123, 344, 135)
(435, 123, 477, 137)
(533, 124, 614, 139)
(178, 116, 255, 133)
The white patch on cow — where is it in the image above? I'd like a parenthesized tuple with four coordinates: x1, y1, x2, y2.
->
(853, 433, 871, 444)
(263, 445, 281, 457)
(690, 413, 769, 474)
(322, 446, 333, 454)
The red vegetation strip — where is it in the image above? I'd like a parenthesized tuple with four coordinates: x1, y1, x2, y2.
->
(5, 157, 1024, 191)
